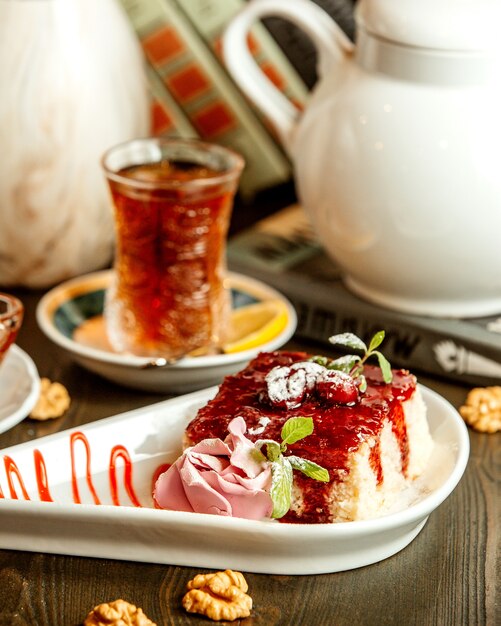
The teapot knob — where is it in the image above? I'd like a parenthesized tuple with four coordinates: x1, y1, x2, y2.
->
(222, 0, 353, 153)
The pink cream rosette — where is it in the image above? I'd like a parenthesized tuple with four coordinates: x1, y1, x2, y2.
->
(153, 416, 273, 520)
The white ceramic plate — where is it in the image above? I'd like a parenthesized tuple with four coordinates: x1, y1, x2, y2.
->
(36, 270, 297, 393)
(0, 345, 40, 434)
(0, 385, 469, 574)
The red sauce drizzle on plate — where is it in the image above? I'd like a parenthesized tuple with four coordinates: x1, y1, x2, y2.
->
(185, 351, 417, 524)
(109, 445, 141, 507)
(2, 434, 140, 507)
(3, 455, 30, 500)
(70, 432, 101, 505)
(34, 448, 53, 502)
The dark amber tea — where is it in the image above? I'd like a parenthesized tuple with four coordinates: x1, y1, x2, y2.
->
(102, 139, 244, 359)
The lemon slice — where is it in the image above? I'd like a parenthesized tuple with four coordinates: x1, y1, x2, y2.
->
(223, 299, 289, 354)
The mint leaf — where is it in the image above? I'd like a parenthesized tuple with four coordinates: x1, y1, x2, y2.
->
(288, 456, 330, 482)
(329, 332, 366, 352)
(373, 351, 393, 383)
(254, 439, 282, 462)
(327, 354, 361, 373)
(281, 417, 313, 446)
(368, 330, 385, 352)
(309, 355, 330, 367)
(265, 441, 281, 462)
(250, 447, 267, 464)
(270, 456, 293, 519)
(327, 330, 393, 388)
(256, 419, 331, 518)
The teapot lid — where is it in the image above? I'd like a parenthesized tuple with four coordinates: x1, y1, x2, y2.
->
(356, 0, 501, 52)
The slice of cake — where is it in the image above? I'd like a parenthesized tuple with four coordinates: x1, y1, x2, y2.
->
(181, 348, 434, 524)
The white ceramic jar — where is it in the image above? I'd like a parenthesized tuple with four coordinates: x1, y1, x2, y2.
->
(0, 0, 150, 288)
(223, 0, 501, 317)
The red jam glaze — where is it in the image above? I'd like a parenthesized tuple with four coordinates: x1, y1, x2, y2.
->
(184, 351, 417, 524)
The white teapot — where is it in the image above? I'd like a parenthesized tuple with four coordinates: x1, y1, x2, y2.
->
(223, 0, 501, 317)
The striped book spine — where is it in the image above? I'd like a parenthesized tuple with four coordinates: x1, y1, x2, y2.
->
(173, 0, 308, 124)
(146, 64, 197, 136)
(119, 0, 294, 199)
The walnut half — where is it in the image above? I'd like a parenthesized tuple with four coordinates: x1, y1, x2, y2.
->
(30, 377, 70, 420)
(182, 570, 252, 621)
(459, 386, 501, 433)
(84, 599, 156, 626)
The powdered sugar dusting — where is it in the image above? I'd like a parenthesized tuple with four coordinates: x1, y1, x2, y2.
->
(248, 416, 271, 436)
(290, 362, 324, 389)
(265, 362, 326, 409)
(318, 369, 355, 392)
(266, 366, 306, 409)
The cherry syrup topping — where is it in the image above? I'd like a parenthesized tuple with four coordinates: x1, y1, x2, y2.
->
(316, 370, 359, 405)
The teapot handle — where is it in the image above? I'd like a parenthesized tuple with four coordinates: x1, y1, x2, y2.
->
(222, 0, 354, 154)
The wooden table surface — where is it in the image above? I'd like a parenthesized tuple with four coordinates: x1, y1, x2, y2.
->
(0, 287, 498, 626)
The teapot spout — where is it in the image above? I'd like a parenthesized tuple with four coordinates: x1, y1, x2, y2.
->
(222, 0, 353, 154)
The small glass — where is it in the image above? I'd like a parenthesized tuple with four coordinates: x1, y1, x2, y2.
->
(101, 137, 244, 359)
(0, 293, 24, 367)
